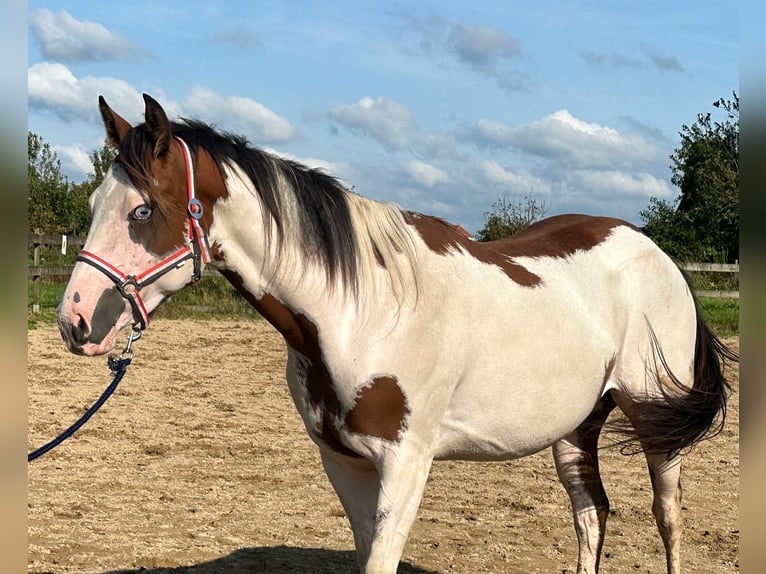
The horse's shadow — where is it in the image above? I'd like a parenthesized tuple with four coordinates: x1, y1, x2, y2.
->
(102, 546, 437, 574)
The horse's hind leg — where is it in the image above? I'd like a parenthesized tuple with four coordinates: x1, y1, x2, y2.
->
(611, 393, 684, 574)
(645, 452, 683, 574)
(553, 395, 615, 574)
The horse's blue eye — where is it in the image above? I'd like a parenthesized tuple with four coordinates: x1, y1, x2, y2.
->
(132, 204, 152, 220)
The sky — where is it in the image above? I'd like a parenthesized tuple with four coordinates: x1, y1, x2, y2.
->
(27, 1, 738, 234)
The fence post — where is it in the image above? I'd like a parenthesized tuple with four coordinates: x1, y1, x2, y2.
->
(32, 229, 41, 313)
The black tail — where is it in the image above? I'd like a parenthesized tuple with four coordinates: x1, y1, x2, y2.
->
(608, 296, 738, 457)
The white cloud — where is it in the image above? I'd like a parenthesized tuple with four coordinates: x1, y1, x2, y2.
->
(477, 156, 672, 219)
(472, 118, 514, 146)
(29, 9, 141, 62)
(392, 187, 456, 218)
(404, 160, 449, 188)
(28, 62, 146, 123)
(184, 85, 295, 144)
(473, 110, 659, 171)
(580, 48, 684, 73)
(54, 143, 92, 178)
(479, 160, 551, 195)
(514, 109, 659, 169)
(565, 170, 673, 199)
(419, 133, 461, 159)
(328, 97, 414, 149)
(263, 147, 351, 180)
(28, 65, 289, 146)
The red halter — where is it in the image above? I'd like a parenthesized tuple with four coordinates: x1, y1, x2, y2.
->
(76, 137, 212, 330)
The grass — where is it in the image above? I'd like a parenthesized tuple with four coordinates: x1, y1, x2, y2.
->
(152, 276, 259, 320)
(687, 270, 739, 292)
(27, 276, 259, 329)
(697, 297, 739, 338)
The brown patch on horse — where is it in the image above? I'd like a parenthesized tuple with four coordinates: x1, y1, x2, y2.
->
(125, 148, 188, 256)
(345, 376, 410, 442)
(220, 269, 360, 458)
(407, 212, 638, 287)
(489, 214, 639, 259)
(405, 212, 542, 287)
(191, 146, 229, 233)
(125, 144, 229, 257)
(209, 241, 225, 261)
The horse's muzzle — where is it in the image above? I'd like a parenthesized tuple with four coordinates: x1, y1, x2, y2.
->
(56, 306, 88, 355)
(56, 304, 118, 356)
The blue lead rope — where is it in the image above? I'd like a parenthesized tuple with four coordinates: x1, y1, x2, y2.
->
(28, 328, 141, 463)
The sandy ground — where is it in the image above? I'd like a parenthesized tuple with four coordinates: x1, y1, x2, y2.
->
(28, 319, 739, 573)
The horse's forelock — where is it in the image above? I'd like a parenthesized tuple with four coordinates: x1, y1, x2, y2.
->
(115, 125, 156, 193)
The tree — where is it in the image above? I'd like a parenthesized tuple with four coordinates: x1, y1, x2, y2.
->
(28, 132, 69, 233)
(67, 144, 116, 235)
(89, 143, 116, 186)
(475, 194, 550, 242)
(27, 134, 115, 235)
(641, 93, 739, 262)
(639, 196, 697, 261)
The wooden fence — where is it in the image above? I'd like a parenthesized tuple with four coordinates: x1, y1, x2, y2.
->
(27, 233, 740, 311)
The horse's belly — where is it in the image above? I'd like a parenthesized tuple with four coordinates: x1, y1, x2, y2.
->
(432, 364, 607, 461)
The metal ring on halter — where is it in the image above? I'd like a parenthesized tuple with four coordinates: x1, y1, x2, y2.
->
(116, 275, 141, 298)
(188, 198, 204, 220)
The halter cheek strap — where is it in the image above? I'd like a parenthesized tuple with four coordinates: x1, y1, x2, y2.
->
(176, 136, 212, 268)
(76, 137, 212, 330)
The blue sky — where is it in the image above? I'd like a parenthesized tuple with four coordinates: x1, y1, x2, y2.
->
(27, 1, 738, 233)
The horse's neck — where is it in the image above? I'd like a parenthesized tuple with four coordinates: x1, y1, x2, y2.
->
(210, 162, 417, 342)
(209, 172, 351, 330)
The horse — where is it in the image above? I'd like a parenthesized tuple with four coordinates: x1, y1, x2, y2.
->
(56, 93, 736, 574)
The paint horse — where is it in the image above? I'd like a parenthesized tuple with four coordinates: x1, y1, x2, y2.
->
(57, 94, 736, 574)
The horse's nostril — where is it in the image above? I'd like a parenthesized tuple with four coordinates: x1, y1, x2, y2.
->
(71, 314, 90, 345)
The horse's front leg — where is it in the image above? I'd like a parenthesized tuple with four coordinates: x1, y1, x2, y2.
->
(319, 450, 380, 571)
(321, 443, 434, 574)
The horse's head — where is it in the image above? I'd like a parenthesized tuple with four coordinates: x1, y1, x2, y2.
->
(57, 94, 224, 355)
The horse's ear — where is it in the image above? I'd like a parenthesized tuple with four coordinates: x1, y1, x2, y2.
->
(142, 93, 172, 159)
(98, 95, 131, 149)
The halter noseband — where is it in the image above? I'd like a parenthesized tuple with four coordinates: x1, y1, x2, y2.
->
(76, 137, 212, 330)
